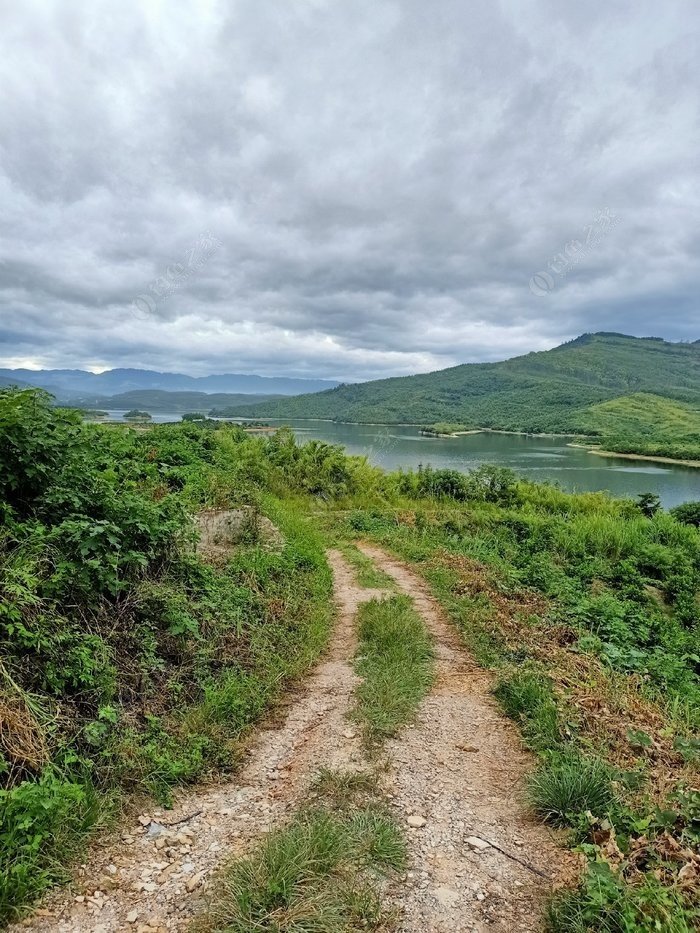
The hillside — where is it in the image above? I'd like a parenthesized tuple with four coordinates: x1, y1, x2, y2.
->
(0, 367, 338, 401)
(237, 333, 700, 435)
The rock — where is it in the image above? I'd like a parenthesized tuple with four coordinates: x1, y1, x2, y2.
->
(465, 835, 490, 850)
(126, 910, 139, 924)
(186, 870, 207, 892)
(148, 821, 166, 837)
(407, 815, 427, 828)
(138, 815, 152, 826)
(156, 862, 180, 884)
(75, 895, 85, 903)
(342, 729, 357, 739)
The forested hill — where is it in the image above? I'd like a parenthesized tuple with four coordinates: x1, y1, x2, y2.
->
(236, 333, 700, 435)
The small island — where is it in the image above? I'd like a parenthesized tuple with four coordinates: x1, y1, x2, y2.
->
(123, 409, 152, 422)
(420, 423, 478, 437)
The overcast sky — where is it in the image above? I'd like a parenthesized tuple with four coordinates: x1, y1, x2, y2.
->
(0, 1, 698, 380)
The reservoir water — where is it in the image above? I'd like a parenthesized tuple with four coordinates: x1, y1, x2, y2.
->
(104, 412, 700, 508)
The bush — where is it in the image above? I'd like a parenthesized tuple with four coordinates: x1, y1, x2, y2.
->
(670, 500, 700, 527)
(0, 771, 101, 923)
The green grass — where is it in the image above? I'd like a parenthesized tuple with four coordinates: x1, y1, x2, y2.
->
(194, 775, 406, 933)
(527, 755, 617, 828)
(351, 595, 435, 748)
(575, 392, 700, 438)
(337, 543, 394, 590)
(493, 668, 562, 752)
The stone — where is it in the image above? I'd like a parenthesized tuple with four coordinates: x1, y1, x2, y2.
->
(407, 815, 426, 828)
(186, 870, 207, 892)
(126, 910, 139, 924)
(465, 835, 490, 850)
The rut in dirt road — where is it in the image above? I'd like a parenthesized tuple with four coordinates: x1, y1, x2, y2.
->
(356, 543, 567, 933)
(11, 551, 384, 933)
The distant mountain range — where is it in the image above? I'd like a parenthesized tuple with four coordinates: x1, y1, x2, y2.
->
(231, 333, 700, 437)
(0, 368, 340, 402)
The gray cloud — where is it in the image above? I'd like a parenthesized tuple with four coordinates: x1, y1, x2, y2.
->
(0, 0, 698, 380)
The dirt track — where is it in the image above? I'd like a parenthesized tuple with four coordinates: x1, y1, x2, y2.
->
(13, 546, 566, 932)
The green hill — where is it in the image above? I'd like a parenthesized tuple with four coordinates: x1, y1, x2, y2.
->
(237, 334, 700, 439)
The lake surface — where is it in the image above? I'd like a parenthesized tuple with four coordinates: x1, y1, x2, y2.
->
(104, 412, 700, 508)
(279, 421, 700, 509)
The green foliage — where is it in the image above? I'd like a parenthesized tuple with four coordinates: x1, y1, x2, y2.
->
(0, 770, 101, 923)
(352, 595, 434, 747)
(636, 492, 661, 517)
(0, 390, 341, 917)
(493, 668, 562, 751)
(547, 861, 699, 933)
(196, 803, 405, 932)
(670, 500, 700, 526)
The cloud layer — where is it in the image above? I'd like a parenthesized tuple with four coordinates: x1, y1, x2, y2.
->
(1, 0, 698, 380)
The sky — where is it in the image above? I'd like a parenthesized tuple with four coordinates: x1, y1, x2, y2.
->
(0, 0, 698, 381)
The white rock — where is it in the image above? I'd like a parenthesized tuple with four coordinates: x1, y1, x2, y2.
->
(407, 815, 426, 828)
(126, 911, 139, 924)
(465, 835, 490, 850)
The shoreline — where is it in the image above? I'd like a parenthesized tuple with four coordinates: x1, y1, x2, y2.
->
(573, 445, 700, 469)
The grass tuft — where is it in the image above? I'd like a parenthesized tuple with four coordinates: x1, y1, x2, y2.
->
(195, 801, 405, 932)
(527, 754, 617, 827)
(493, 668, 562, 751)
(351, 595, 435, 748)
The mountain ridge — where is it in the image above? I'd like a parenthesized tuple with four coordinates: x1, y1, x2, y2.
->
(0, 367, 340, 400)
(231, 333, 700, 434)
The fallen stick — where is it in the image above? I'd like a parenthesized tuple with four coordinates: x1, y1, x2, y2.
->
(163, 809, 203, 827)
(469, 835, 550, 880)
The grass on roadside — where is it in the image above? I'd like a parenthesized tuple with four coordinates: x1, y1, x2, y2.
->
(194, 770, 406, 933)
(351, 595, 434, 749)
(337, 543, 395, 590)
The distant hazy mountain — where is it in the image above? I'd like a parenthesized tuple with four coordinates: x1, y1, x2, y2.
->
(0, 368, 339, 400)
(65, 389, 285, 412)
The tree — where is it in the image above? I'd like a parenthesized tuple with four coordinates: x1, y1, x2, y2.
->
(636, 492, 661, 518)
(181, 412, 207, 422)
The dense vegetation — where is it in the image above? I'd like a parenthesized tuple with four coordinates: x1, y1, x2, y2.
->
(0, 389, 378, 923)
(1, 387, 698, 929)
(237, 333, 700, 459)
